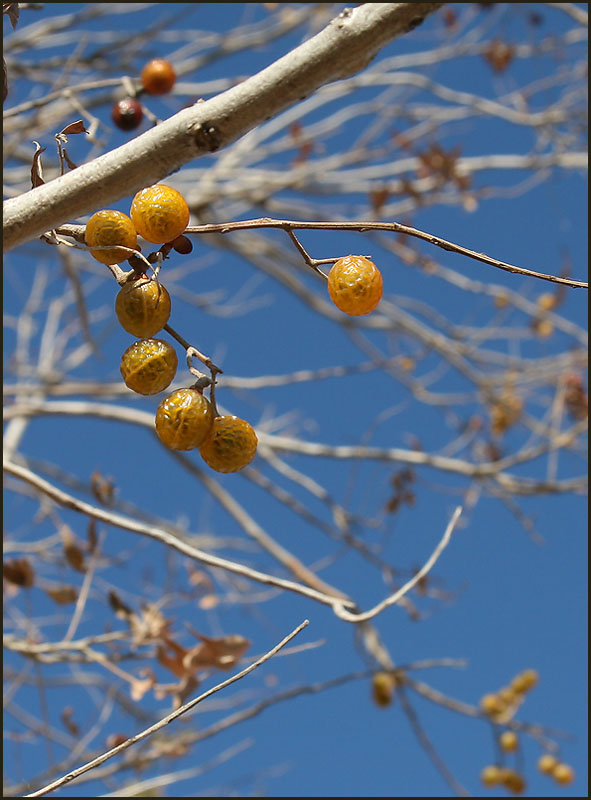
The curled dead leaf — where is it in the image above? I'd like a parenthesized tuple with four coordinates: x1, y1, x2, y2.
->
(3, 558, 34, 588)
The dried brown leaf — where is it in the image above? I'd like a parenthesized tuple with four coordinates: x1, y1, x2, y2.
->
(87, 520, 98, 553)
(185, 626, 251, 671)
(62, 147, 78, 171)
(90, 471, 115, 506)
(59, 119, 88, 137)
(3, 3, 19, 29)
(31, 142, 46, 188)
(3, 558, 34, 588)
(44, 585, 78, 605)
(60, 706, 79, 736)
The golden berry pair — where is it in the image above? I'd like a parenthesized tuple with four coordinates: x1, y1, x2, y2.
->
(155, 388, 258, 473)
(85, 184, 190, 264)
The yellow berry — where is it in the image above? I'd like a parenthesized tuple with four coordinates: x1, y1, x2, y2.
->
(130, 184, 190, 244)
(480, 693, 504, 716)
(199, 416, 258, 473)
(85, 209, 137, 265)
(120, 338, 177, 395)
(537, 754, 558, 774)
(480, 765, 503, 787)
(552, 763, 574, 785)
(501, 769, 526, 794)
(115, 277, 171, 337)
(155, 388, 214, 451)
(499, 730, 519, 752)
(497, 686, 518, 707)
(537, 292, 557, 312)
(327, 255, 383, 316)
(372, 672, 395, 708)
(511, 669, 539, 694)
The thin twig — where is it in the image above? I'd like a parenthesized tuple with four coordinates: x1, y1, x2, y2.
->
(24, 619, 309, 797)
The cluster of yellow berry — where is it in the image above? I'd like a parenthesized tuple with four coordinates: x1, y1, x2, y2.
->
(479, 667, 538, 721)
(481, 756, 575, 795)
(85, 185, 257, 473)
(479, 669, 575, 794)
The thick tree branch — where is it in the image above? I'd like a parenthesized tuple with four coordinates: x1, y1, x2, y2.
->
(2, 3, 443, 252)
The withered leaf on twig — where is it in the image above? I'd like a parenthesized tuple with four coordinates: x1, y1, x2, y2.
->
(3, 3, 19, 29)
(184, 625, 251, 671)
(90, 471, 115, 506)
(58, 119, 89, 138)
(3, 558, 35, 588)
(44, 585, 78, 605)
(31, 142, 46, 188)
(61, 527, 86, 572)
(60, 706, 79, 736)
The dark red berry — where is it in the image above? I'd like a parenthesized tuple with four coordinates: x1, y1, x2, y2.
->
(111, 98, 143, 131)
(171, 234, 193, 255)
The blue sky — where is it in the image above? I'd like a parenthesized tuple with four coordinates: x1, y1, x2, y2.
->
(3, 4, 588, 798)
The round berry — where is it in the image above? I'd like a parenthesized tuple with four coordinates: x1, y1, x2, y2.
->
(511, 669, 539, 694)
(85, 210, 137, 265)
(111, 97, 143, 131)
(538, 754, 558, 774)
(327, 255, 383, 316)
(480, 765, 503, 787)
(480, 693, 503, 716)
(501, 769, 526, 795)
(499, 731, 518, 752)
(199, 416, 258, 473)
(141, 58, 176, 95)
(130, 184, 190, 244)
(115, 276, 171, 338)
(120, 338, 178, 395)
(155, 388, 214, 451)
(372, 672, 395, 708)
(552, 763, 574, 785)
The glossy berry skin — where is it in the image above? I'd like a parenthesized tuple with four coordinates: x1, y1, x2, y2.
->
(120, 338, 178, 395)
(141, 58, 176, 95)
(85, 210, 137, 265)
(130, 184, 190, 244)
(111, 97, 143, 131)
(155, 388, 214, 450)
(199, 416, 258, 473)
(115, 277, 171, 337)
(327, 255, 383, 316)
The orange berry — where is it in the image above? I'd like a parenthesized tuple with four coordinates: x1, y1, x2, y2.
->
(85, 210, 137, 265)
(199, 416, 258, 473)
(130, 184, 190, 244)
(155, 388, 214, 450)
(115, 276, 171, 338)
(120, 338, 177, 395)
(327, 255, 383, 316)
(480, 765, 503, 787)
(499, 730, 519, 752)
(141, 58, 176, 95)
(511, 669, 539, 694)
(537, 754, 558, 774)
(372, 672, 395, 707)
(552, 763, 574, 785)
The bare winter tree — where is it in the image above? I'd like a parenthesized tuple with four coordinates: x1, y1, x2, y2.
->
(3, 3, 588, 797)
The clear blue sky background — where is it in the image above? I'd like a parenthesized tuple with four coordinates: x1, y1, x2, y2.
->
(3, 4, 588, 798)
